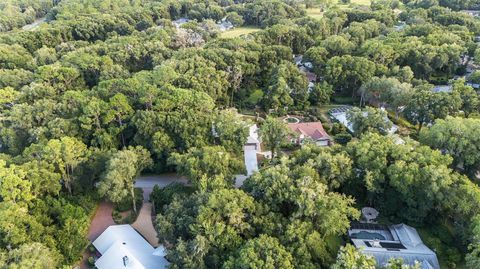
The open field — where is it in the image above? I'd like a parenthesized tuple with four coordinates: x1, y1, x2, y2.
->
(220, 26, 261, 38)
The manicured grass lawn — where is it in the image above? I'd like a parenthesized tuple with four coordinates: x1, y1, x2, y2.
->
(317, 104, 346, 114)
(220, 26, 261, 38)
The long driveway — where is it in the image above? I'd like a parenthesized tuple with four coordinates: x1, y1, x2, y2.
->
(135, 173, 188, 201)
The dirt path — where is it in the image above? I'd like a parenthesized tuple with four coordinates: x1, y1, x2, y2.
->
(132, 202, 159, 247)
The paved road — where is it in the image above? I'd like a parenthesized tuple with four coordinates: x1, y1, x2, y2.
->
(22, 17, 46, 31)
(135, 173, 188, 201)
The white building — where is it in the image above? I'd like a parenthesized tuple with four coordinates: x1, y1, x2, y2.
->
(432, 85, 453, 93)
(217, 18, 234, 31)
(93, 225, 168, 269)
(173, 18, 190, 28)
(244, 124, 261, 176)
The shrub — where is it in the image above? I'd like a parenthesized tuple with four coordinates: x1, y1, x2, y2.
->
(334, 133, 352, 145)
(114, 188, 144, 212)
(88, 256, 95, 266)
(330, 122, 347, 135)
(150, 183, 195, 214)
(112, 210, 122, 224)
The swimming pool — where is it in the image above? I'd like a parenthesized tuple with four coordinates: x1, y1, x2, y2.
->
(350, 231, 386, 240)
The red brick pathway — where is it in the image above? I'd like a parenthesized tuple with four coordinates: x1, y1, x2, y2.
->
(88, 202, 114, 241)
(78, 202, 114, 269)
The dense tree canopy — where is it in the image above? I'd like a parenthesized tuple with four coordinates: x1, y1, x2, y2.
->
(0, 0, 480, 267)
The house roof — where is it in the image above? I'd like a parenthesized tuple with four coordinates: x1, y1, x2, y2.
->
(305, 71, 317, 82)
(246, 124, 260, 145)
(93, 225, 168, 269)
(329, 106, 398, 135)
(287, 122, 330, 141)
(348, 223, 440, 269)
(244, 145, 259, 176)
(432, 85, 452, 93)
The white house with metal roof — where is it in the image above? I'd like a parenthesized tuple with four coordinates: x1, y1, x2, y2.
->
(93, 225, 168, 269)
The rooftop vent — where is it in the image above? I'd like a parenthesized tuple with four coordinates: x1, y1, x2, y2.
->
(122, 255, 129, 267)
(371, 240, 382, 248)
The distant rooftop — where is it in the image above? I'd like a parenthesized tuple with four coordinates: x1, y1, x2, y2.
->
(432, 85, 452, 93)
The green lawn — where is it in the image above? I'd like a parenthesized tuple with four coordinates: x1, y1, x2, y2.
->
(220, 26, 261, 38)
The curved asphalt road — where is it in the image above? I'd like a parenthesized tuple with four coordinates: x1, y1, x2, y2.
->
(135, 173, 188, 201)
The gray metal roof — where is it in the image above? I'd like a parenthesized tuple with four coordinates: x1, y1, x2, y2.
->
(349, 223, 440, 269)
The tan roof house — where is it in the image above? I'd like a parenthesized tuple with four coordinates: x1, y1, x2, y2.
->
(287, 122, 331, 146)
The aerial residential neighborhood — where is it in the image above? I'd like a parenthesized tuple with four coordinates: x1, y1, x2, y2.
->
(1, 0, 480, 269)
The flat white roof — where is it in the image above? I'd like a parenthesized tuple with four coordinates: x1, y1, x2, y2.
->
(93, 225, 168, 269)
(244, 145, 258, 176)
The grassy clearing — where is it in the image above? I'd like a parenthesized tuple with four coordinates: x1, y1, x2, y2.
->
(349, 0, 371, 5)
(306, 7, 323, 19)
(220, 26, 261, 38)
